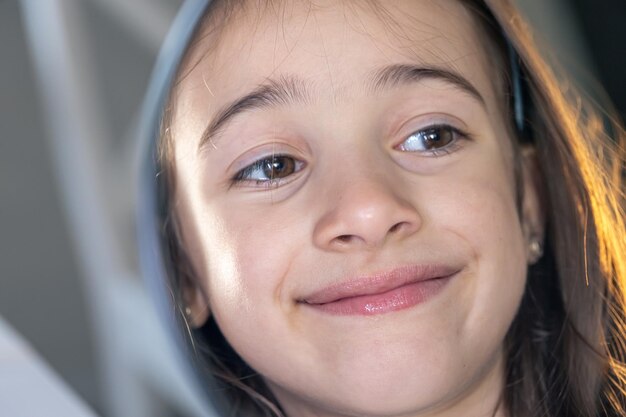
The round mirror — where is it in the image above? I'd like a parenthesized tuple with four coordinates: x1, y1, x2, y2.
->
(136, 0, 223, 415)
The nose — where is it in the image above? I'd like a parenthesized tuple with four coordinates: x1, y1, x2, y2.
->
(313, 174, 422, 252)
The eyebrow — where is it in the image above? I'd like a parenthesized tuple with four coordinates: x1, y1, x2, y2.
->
(198, 64, 485, 152)
(368, 64, 485, 104)
(198, 75, 310, 152)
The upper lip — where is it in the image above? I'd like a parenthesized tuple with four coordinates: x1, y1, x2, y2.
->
(300, 264, 460, 305)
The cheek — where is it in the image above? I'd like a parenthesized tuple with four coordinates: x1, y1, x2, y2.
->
(198, 201, 303, 316)
(195, 202, 314, 381)
(441, 177, 523, 256)
(428, 164, 527, 337)
(429, 138, 524, 262)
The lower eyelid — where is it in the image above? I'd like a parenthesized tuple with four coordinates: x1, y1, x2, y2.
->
(423, 141, 464, 157)
(231, 158, 306, 188)
(395, 125, 468, 154)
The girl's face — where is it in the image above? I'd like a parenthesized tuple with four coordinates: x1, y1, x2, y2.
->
(172, 1, 542, 416)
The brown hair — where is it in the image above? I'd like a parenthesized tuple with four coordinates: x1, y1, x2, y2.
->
(157, 1, 626, 415)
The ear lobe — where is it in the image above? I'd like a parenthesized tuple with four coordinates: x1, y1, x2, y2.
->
(182, 278, 210, 328)
(520, 145, 546, 261)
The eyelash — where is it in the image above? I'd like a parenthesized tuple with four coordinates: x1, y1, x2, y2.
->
(232, 154, 305, 188)
(395, 124, 470, 157)
(231, 124, 469, 187)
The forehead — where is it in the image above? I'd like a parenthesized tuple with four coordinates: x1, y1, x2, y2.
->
(172, 0, 502, 145)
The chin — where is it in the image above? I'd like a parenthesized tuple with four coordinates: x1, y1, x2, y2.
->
(268, 336, 506, 417)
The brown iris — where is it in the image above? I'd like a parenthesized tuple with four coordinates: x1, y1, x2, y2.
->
(419, 126, 456, 150)
(262, 155, 296, 180)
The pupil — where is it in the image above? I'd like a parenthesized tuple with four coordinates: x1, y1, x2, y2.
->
(263, 156, 294, 179)
(423, 127, 453, 149)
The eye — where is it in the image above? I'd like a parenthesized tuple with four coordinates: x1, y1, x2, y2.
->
(233, 154, 304, 185)
(397, 125, 465, 154)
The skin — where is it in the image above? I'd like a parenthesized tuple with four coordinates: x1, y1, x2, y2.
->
(171, 1, 544, 416)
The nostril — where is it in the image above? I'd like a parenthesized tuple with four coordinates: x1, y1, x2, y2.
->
(389, 222, 403, 233)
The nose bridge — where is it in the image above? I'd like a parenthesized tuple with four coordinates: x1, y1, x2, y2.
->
(312, 157, 421, 251)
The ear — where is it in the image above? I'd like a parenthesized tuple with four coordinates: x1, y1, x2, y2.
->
(181, 275, 211, 328)
(519, 145, 546, 263)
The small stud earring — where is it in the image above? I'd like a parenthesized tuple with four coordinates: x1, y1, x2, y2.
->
(184, 306, 192, 318)
(528, 239, 544, 264)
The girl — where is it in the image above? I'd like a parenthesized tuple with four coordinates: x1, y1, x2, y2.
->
(140, 0, 626, 416)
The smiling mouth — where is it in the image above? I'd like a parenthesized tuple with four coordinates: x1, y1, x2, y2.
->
(299, 264, 459, 316)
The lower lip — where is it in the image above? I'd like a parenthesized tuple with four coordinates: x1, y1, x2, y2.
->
(305, 275, 454, 316)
